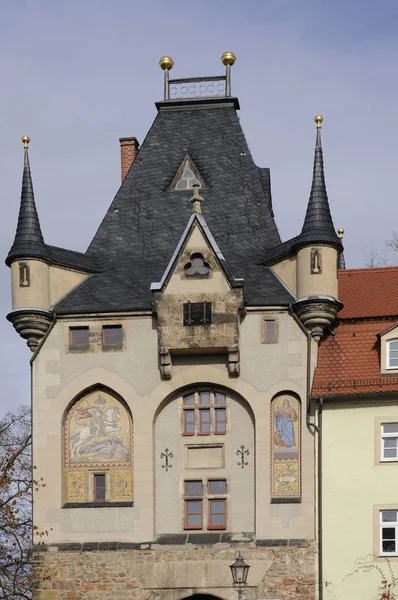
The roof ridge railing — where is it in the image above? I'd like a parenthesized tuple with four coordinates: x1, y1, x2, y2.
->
(159, 52, 236, 101)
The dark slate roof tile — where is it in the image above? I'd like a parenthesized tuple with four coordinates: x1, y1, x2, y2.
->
(54, 100, 293, 313)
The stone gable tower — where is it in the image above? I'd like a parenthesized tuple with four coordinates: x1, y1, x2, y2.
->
(6, 54, 343, 600)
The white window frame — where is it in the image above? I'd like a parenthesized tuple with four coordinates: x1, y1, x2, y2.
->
(387, 339, 398, 370)
(380, 510, 398, 556)
(381, 423, 398, 462)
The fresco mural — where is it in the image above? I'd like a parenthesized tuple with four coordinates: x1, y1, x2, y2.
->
(64, 391, 133, 468)
(271, 394, 301, 499)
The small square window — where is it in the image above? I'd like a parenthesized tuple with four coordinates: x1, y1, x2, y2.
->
(183, 394, 195, 406)
(185, 481, 203, 495)
(264, 320, 277, 343)
(69, 326, 89, 350)
(94, 474, 106, 503)
(183, 302, 212, 326)
(208, 499, 226, 529)
(381, 423, 398, 461)
(102, 325, 123, 348)
(208, 480, 227, 495)
(185, 499, 203, 529)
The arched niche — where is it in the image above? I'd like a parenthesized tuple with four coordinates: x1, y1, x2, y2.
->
(63, 386, 133, 506)
(154, 384, 255, 536)
(270, 391, 301, 501)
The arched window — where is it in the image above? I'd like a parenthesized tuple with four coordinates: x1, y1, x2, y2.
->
(63, 389, 133, 506)
(155, 386, 255, 536)
(271, 392, 301, 501)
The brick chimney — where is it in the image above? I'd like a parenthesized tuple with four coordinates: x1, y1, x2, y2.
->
(119, 137, 140, 182)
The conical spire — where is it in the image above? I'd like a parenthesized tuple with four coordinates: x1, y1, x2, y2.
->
(296, 116, 341, 249)
(6, 137, 48, 266)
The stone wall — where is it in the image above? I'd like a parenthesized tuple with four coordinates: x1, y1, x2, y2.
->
(33, 543, 316, 600)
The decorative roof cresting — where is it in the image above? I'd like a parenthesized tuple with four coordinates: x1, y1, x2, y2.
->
(159, 52, 236, 101)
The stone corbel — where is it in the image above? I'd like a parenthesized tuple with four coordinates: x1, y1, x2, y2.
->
(227, 345, 240, 377)
(159, 347, 172, 380)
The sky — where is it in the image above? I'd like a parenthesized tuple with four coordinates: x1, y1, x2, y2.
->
(0, 0, 397, 415)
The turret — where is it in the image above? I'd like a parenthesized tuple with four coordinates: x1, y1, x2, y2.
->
(293, 116, 343, 342)
(6, 137, 52, 350)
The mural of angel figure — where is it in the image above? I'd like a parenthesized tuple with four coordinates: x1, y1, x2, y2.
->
(274, 397, 298, 448)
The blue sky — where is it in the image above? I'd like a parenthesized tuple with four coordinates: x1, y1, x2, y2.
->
(0, 0, 397, 414)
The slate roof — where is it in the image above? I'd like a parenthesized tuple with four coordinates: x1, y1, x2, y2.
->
(261, 125, 342, 266)
(6, 149, 48, 266)
(312, 266, 398, 397)
(52, 97, 294, 314)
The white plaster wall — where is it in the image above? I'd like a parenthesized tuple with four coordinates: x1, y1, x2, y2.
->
(323, 401, 398, 600)
(32, 310, 314, 544)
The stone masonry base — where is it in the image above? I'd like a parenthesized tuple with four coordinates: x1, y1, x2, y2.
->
(32, 544, 316, 600)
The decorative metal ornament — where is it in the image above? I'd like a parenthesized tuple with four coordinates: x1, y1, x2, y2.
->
(160, 448, 173, 472)
(236, 445, 250, 469)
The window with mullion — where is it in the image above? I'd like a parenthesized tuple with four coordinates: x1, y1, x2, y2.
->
(380, 511, 398, 555)
(214, 408, 226, 434)
(381, 423, 398, 461)
(182, 390, 227, 436)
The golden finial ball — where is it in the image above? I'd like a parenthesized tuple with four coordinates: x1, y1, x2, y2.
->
(337, 227, 345, 238)
(221, 51, 236, 66)
(314, 115, 323, 127)
(159, 56, 174, 71)
(21, 135, 30, 148)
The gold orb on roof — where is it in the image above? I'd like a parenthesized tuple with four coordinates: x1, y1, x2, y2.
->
(21, 135, 30, 148)
(221, 51, 236, 66)
(337, 227, 345, 238)
(314, 115, 323, 127)
(159, 56, 174, 71)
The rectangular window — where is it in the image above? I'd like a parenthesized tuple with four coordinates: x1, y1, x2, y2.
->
(185, 481, 203, 495)
(380, 511, 398, 555)
(183, 302, 212, 326)
(199, 409, 211, 434)
(264, 320, 277, 343)
(185, 500, 203, 529)
(387, 340, 398, 369)
(208, 480, 227, 495)
(208, 499, 226, 529)
(183, 410, 195, 435)
(214, 408, 227, 434)
(102, 325, 123, 348)
(381, 423, 398, 461)
(94, 474, 106, 502)
(69, 326, 89, 350)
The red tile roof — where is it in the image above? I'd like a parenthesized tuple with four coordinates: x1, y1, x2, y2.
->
(338, 266, 398, 319)
(313, 266, 398, 396)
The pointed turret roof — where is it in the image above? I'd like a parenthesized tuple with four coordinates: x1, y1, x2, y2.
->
(6, 137, 49, 266)
(296, 115, 341, 249)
